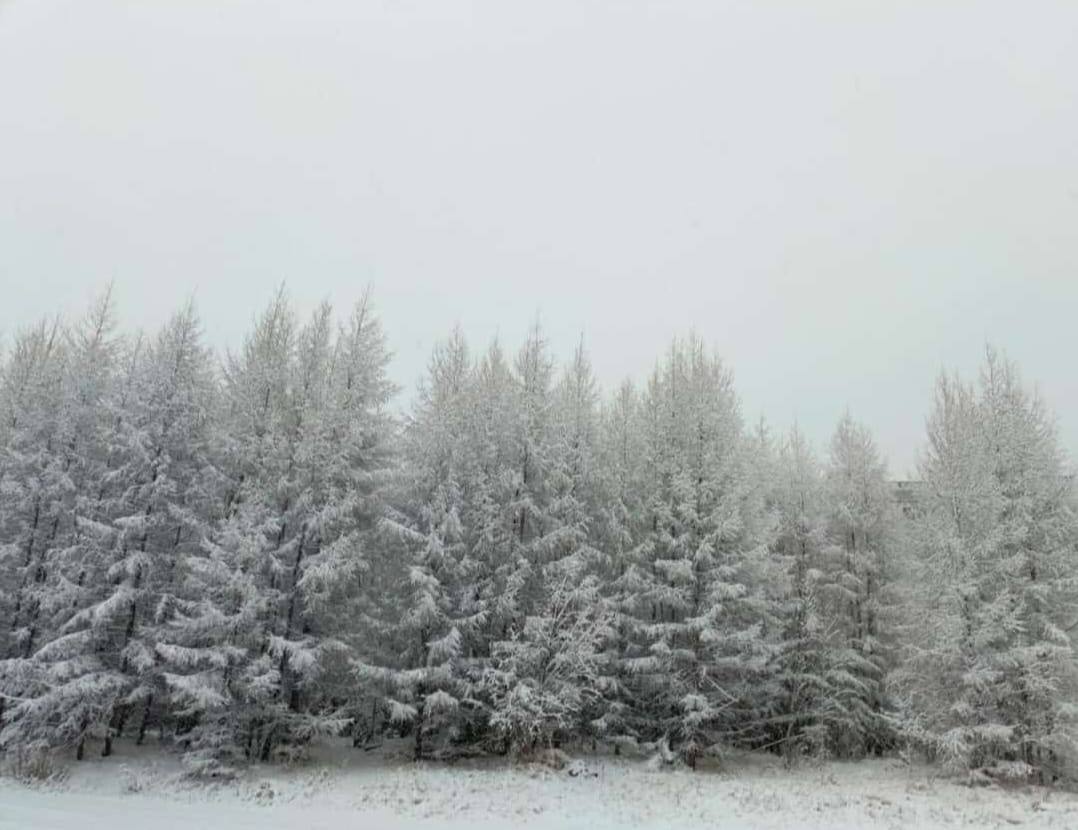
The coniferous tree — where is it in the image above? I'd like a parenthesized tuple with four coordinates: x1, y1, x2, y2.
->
(763, 426, 833, 759)
(4, 291, 1078, 784)
(457, 337, 519, 742)
(620, 336, 772, 767)
(598, 380, 648, 749)
(0, 317, 67, 663)
(821, 412, 899, 757)
(897, 348, 1078, 781)
(374, 326, 474, 759)
(486, 338, 615, 751)
(0, 291, 126, 759)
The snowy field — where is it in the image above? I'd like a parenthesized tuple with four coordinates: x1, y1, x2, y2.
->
(3, 742, 1077, 830)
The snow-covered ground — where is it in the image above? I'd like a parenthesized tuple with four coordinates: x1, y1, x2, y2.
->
(2, 741, 1077, 829)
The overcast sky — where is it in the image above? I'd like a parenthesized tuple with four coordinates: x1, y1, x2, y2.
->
(1, 1, 1076, 476)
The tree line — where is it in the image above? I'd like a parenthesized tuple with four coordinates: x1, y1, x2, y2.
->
(1, 287, 1075, 782)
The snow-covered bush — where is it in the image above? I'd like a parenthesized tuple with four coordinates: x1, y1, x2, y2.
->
(1, 743, 61, 783)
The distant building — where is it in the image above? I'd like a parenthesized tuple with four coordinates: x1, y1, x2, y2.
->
(892, 480, 926, 518)
(891, 475, 1075, 521)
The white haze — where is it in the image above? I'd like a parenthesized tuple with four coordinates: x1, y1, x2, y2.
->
(1, 0, 1077, 477)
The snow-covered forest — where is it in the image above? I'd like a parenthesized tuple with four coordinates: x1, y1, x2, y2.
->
(2, 286, 1076, 787)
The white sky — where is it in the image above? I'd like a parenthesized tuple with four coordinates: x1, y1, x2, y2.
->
(1, 1, 1076, 477)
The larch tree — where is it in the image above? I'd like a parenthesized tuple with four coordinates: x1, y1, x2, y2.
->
(486, 337, 615, 752)
(374, 325, 474, 759)
(0, 317, 68, 663)
(620, 335, 771, 767)
(822, 412, 899, 757)
(0, 291, 127, 759)
(897, 347, 1078, 781)
(113, 302, 223, 756)
(5, 289, 1078, 784)
(764, 425, 833, 760)
(597, 379, 648, 750)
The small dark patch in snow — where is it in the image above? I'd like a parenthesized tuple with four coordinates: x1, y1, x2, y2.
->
(566, 760, 598, 779)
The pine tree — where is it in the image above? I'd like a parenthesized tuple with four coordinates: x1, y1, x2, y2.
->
(457, 338, 518, 684)
(373, 326, 474, 759)
(619, 335, 771, 767)
(297, 291, 397, 749)
(764, 425, 833, 760)
(0, 291, 128, 759)
(481, 323, 557, 750)
(821, 412, 899, 757)
(597, 379, 648, 750)
(0, 317, 68, 662)
(106, 302, 224, 757)
(190, 289, 397, 764)
(897, 348, 1078, 781)
(486, 338, 615, 751)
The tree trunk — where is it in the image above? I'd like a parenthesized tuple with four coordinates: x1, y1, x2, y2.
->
(136, 695, 154, 745)
(76, 716, 89, 761)
(414, 714, 424, 762)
